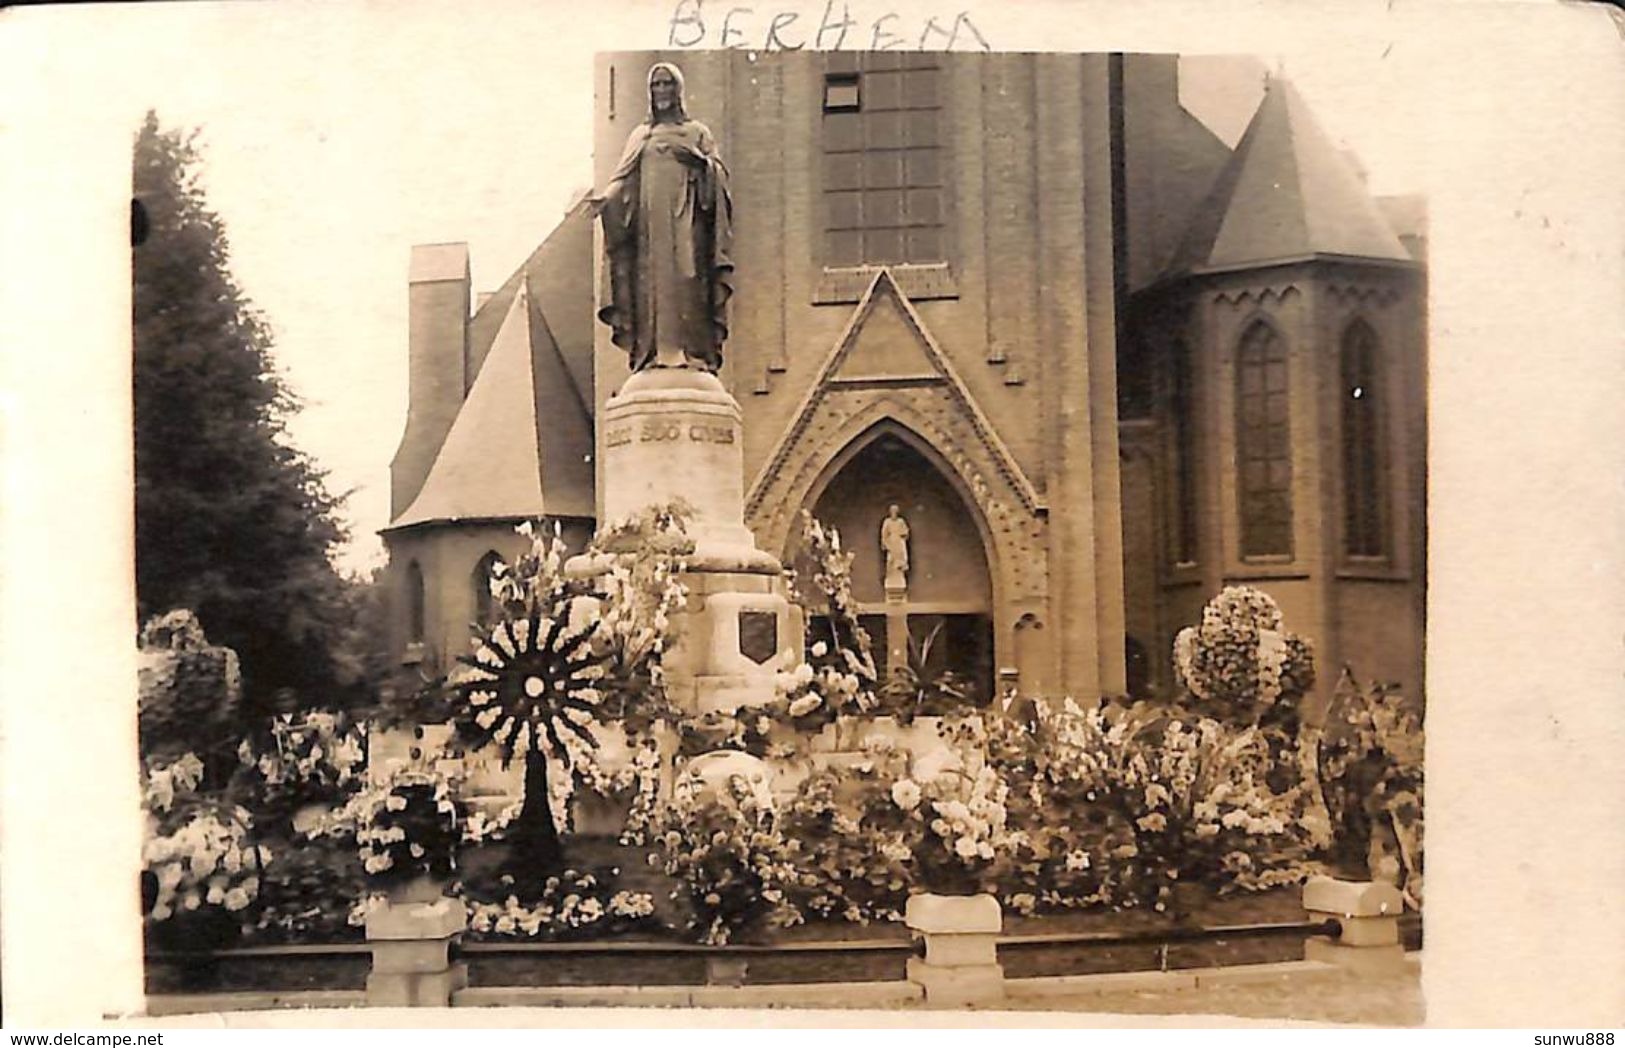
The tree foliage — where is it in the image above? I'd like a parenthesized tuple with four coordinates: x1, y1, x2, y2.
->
(133, 111, 365, 727)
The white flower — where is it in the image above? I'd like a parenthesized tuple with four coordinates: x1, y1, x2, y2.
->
(890, 779, 922, 811)
(954, 836, 980, 860)
(810, 641, 829, 658)
(223, 887, 251, 912)
(788, 694, 822, 717)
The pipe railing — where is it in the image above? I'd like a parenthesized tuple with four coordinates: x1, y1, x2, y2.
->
(149, 916, 1350, 963)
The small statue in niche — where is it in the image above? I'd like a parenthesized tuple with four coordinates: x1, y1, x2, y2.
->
(880, 503, 911, 592)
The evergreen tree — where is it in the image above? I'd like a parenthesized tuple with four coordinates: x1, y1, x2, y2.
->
(133, 111, 366, 732)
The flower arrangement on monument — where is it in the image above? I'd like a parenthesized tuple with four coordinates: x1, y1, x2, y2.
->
(1174, 586, 1316, 730)
(466, 868, 659, 941)
(307, 763, 464, 891)
(1318, 669, 1424, 906)
(646, 773, 806, 945)
(1053, 700, 1318, 914)
(231, 710, 368, 834)
(436, 508, 692, 879)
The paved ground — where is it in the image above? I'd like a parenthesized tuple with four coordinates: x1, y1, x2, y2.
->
(1002, 961, 1425, 1025)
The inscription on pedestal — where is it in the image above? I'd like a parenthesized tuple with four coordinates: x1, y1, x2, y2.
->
(604, 421, 736, 449)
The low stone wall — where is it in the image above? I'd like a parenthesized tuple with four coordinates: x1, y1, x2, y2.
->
(146, 878, 1418, 1013)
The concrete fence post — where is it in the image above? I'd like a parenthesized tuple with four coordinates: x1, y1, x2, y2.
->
(904, 892, 1005, 1007)
(365, 887, 469, 1007)
(1302, 875, 1407, 972)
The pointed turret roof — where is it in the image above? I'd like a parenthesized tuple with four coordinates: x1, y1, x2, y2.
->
(390, 279, 594, 529)
(1164, 76, 1411, 278)
(466, 198, 596, 410)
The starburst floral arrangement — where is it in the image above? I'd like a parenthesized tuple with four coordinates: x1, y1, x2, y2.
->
(445, 509, 690, 876)
(142, 752, 270, 941)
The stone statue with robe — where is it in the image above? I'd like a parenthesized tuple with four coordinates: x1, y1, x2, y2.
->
(594, 62, 735, 373)
(881, 504, 911, 592)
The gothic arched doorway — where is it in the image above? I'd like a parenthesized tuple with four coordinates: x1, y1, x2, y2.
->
(805, 428, 996, 704)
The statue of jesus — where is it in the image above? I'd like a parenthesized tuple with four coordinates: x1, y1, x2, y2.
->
(592, 62, 735, 374)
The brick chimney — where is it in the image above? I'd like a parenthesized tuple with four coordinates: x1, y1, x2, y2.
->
(390, 243, 471, 520)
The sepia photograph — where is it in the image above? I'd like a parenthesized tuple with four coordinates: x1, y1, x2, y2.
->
(1, 0, 1621, 1033)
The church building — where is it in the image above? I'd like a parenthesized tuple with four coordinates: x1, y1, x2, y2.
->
(381, 52, 1427, 716)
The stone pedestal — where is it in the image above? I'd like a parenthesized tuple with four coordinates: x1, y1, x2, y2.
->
(365, 888, 468, 1007)
(595, 369, 803, 714)
(904, 892, 1005, 1007)
(1302, 875, 1407, 972)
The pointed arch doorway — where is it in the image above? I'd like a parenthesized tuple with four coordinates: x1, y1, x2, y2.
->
(804, 426, 996, 704)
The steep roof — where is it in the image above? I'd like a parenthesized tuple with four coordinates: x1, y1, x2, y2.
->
(1164, 76, 1411, 278)
(467, 196, 596, 410)
(1377, 193, 1429, 261)
(390, 279, 594, 529)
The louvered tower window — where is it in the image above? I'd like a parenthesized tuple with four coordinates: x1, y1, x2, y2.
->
(821, 53, 945, 266)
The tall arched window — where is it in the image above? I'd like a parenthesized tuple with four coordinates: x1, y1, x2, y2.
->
(406, 561, 426, 643)
(472, 551, 504, 628)
(1170, 338, 1199, 564)
(1341, 319, 1387, 557)
(1235, 321, 1293, 558)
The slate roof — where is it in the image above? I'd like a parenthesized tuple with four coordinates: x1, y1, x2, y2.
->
(467, 197, 595, 410)
(1164, 75, 1412, 278)
(391, 276, 594, 529)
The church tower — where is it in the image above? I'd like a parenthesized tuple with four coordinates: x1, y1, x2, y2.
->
(1121, 74, 1427, 713)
